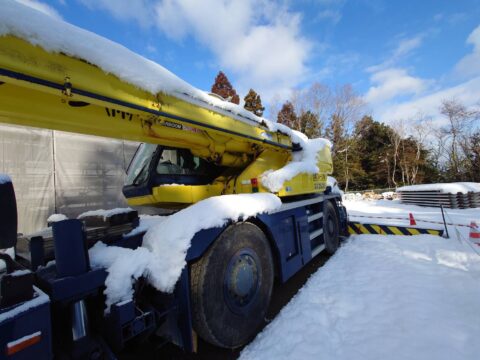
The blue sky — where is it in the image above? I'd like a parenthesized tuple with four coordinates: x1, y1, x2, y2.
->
(18, 0, 480, 123)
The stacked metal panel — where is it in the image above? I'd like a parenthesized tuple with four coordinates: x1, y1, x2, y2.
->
(398, 190, 480, 209)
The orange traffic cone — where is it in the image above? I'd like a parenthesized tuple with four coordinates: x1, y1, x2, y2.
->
(469, 221, 480, 246)
(409, 213, 416, 226)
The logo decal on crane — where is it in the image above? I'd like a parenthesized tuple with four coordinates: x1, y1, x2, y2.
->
(162, 120, 182, 130)
(105, 107, 134, 120)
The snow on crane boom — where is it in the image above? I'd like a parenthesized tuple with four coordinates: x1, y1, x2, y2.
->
(0, 18, 332, 208)
(0, 35, 333, 208)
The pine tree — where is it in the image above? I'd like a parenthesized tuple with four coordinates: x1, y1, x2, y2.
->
(298, 111, 320, 138)
(243, 89, 265, 117)
(277, 101, 298, 129)
(353, 116, 393, 189)
(466, 132, 480, 181)
(324, 114, 345, 147)
(211, 71, 240, 105)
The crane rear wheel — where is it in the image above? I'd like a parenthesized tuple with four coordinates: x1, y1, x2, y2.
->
(323, 200, 340, 254)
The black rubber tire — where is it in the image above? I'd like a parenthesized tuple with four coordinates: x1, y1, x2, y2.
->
(190, 222, 274, 349)
(323, 201, 340, 254)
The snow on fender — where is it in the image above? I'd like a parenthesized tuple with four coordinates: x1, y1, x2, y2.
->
(143, 193, 281, 292)
(89, 193, 281, 311)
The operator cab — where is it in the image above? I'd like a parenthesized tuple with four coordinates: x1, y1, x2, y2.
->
(122, 144, 225, 201)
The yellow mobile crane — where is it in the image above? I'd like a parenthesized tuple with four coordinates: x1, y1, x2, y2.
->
(0, 16, 347, 357)
(0, 35, 333, 209)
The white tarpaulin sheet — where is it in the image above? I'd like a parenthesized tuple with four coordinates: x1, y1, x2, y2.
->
(0, 124, 138, 234)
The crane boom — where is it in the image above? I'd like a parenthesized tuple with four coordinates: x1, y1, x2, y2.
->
(0, 36, 290, 162)
(0, 35, 333, 208)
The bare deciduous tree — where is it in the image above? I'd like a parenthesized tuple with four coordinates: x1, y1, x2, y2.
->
(440, 99, 479, 180)
(290, 82, 332, 137)
(273, 83, 364, 191)
(388, 119, 404, 187)
(328, 85, 365, 191)
(410, 117, 431, 184)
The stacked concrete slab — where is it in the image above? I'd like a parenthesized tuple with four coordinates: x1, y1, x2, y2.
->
(397, 183, 480, 209)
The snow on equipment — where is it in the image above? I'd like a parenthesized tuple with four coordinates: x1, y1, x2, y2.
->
(0, 179, 52, 358)
(0, 8, 333, 208)
(0, 1, 348, 357)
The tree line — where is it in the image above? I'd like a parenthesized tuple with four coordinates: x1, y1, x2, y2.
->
(210, 71, 480, 191)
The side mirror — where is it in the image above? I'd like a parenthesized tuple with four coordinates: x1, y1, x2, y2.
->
(0, 178, 18, 249)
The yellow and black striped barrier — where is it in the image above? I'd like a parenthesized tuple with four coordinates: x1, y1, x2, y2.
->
(348, 222, 444, 236)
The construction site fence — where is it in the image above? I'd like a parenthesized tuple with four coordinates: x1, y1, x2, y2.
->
(348, 213, 475, 229)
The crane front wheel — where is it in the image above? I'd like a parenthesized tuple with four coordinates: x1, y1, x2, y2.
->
(190, 222, 274, 349)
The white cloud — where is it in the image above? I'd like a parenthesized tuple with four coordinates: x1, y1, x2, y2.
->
(367, 34, 425, 73)
(447, 12, 468, 25)
(377, 76, 480, 125)
(393, 35, 423, 58)
(314, 0, 345, 4)
(79, 0, 153, 26)
(316, 9, 342, 24)
(153, 0, 311, 99)
(146, 44, 157, 53)
(364, 68, 426, 104)
(154, 0, 254, 44)
(312, 0, 345, 26)
(77, 0, 311, 102)
(15, 0, 62, 19)
(455, 25, 480, 78)
(371, 24, 480, 123)
(366, 24, 480, 127)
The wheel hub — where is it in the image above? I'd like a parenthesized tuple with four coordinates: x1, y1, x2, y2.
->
(224, 250, 260, 313)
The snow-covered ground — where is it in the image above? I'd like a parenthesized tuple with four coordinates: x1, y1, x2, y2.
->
(241, 200, 480, 360)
